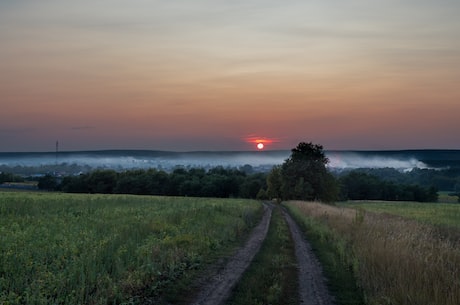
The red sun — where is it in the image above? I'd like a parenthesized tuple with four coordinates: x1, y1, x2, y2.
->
(244, 135, 279, 150)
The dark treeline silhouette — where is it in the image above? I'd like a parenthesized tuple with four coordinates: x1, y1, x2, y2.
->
(32, 166, 448, 203)
(265, 142, 442, 203)
(32, 166, 450, 202)
(338, 171, 439, 202)
(25, 142, 459, 203)
(0, 172, 24, 183)
(335, 167, 460, 192)
(40, 167, 268, 199)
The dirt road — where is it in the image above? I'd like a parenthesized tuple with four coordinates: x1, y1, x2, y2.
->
(189, 203, 273, 305)
(189, 203, 334, 305)
(281, 208, 335, 305)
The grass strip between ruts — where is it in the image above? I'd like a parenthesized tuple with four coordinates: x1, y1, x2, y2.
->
(226, 205, 298, 305)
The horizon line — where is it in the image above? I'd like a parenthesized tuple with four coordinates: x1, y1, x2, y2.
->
(2, 148, 460, 154)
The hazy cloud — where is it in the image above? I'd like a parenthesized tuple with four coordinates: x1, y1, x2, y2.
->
(0, 127, 35, 134)
(70, 126, 96, 131)
(1, 0, 460, 151)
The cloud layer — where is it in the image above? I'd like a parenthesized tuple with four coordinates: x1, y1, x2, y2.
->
(1, 0, 459, 151)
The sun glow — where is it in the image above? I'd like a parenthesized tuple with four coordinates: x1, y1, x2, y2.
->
(244, 135, 279, 150)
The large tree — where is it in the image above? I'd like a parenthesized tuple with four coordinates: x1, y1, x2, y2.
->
(268, 142, 338, 202)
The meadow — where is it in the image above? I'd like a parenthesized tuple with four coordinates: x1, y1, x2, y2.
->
(345, 200, 460, 228)
(286, 201, 460, 305)
(0, 192, 263, 305)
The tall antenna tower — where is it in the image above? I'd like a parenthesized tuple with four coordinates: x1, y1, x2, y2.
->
(55, 140, 59, 164)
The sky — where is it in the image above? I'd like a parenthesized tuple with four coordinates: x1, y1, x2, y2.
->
(1, 0, 460, 152)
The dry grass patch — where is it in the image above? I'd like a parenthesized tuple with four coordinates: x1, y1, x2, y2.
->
(286, 201, 460, 305)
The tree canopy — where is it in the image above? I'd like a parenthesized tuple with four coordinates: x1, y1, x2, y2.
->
(267, 142, 339, 202)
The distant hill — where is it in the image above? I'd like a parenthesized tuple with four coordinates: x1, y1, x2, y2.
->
(1, 149, 460, 175)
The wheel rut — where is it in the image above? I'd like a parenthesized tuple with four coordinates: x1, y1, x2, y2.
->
(281, 207, 335, 305)
(189, 203, 273, 305)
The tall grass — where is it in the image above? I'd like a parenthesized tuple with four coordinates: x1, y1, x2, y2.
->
(345, 201, 460, 228)
(0, 192, 262, 305)
(286, 203, 364, 305)
(285, 201, 460, 305)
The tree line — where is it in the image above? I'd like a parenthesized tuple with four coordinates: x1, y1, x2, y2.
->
(38, 167, 268, 199)
(338, 171, 438, 202)
(337, 167, 460, 193)
(33, 142, 447, 203)
(0, 172, 24, 183)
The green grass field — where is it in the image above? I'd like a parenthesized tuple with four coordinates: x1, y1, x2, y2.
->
(344, 201, 460, 228)
(0, 192, 262, 305)
(437, 191, 459, 203)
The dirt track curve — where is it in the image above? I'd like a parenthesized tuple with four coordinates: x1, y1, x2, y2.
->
(189, 203, 334, 305)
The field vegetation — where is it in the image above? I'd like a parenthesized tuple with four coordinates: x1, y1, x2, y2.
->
(286, 201, 460, 305)
(345, 201, 460, 228)
(437, 191, 460, 203)
(0, 192, 263, 305)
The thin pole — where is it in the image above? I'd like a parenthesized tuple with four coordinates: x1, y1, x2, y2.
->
(55, 140, 59, 164)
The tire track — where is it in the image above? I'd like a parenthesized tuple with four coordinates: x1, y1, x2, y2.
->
(189, 203, 274, 305)
(282, 208, 335, 305)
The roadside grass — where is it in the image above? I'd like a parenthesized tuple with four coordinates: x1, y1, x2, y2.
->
(286, 201, 460, 305)
(226, 206, 298, 305)
(285, 202, 364, 305)
(344, 201, 460, 228)
(438, 191, 459, 203)
(0, 192, 263, 305)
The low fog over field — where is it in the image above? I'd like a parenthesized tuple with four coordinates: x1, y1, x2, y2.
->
(327, 152, 429, 171)
(0, 150, 288, 172)
(1, 150, 460, 175)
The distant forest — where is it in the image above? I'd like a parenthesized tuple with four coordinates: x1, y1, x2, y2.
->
(22, 165, 458, 203)
(37, 167, 268, 199)
(2, 148, 460, 203)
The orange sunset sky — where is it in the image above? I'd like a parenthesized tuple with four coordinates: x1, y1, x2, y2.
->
(1, 1, 459, 152)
